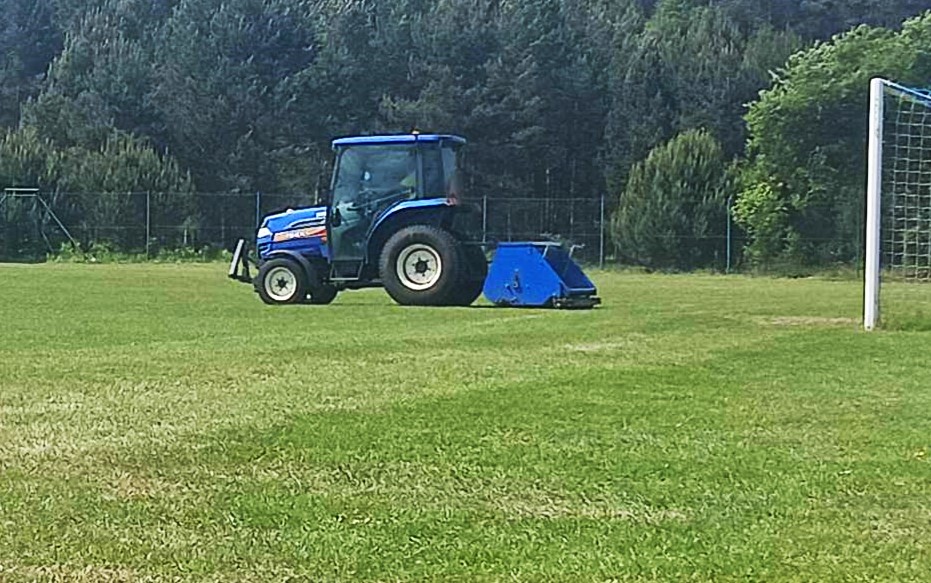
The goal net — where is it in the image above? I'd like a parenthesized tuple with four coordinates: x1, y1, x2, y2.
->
(864, 78, 931, 330)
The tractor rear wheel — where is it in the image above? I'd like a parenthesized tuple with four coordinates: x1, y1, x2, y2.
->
(255, 258, 307, 305)
(448, 245, 487, 306)
(379, 225, 463, 306)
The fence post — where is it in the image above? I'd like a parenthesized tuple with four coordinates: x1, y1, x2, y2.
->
(145, 191, 151, 258)
(569, 198, 575, 236)
(33, 194, 40, 250)
(599, 191, 606, 269)
(482, 194, 488, 243)
(726, 195, 733, 274)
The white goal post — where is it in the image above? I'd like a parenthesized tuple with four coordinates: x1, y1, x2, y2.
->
(864, 77, 931, 330)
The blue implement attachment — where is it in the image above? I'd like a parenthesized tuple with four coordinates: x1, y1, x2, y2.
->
(483, 242, 601, 309)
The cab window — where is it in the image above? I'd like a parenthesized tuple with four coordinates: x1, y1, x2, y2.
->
(333, 145, 418, 207)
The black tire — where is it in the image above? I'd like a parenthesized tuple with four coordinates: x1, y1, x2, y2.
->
(448, 245, 487, 306)
(307, 284, 339, 305)
(379, 225, 463, 306)
(254, 258, 307, 305)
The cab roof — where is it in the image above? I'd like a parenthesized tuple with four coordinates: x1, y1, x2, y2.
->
(331, 134, 467, 148)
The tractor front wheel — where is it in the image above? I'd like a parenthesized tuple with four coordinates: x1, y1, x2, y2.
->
(307, 284, 339, 305)
(380, 226, 463, 306)
(255, 258, 307, 305)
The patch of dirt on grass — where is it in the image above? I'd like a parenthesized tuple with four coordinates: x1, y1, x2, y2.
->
(491, 491, 689, 523)
(564, 334, 648, 353)
(0, 564, 305, 582)
(764, 316, 858, 327)
(0, 565, 141, 582)
(103, 472, 178, 501)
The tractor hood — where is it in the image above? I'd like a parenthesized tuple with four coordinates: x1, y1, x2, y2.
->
(254, 205, 329, 262)
(260, 206, 327, 234)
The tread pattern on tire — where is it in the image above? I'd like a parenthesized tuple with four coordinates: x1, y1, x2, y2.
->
(448, 245, 487, 306)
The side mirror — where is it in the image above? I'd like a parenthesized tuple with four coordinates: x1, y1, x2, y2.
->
(331, 207, 342, 227)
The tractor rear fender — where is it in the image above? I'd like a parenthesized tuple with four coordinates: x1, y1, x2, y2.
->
(365, 200, 459, 266)
(263, 249, 321, 288)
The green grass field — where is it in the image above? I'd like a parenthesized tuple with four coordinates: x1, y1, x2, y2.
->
(1, 264, 930, 581)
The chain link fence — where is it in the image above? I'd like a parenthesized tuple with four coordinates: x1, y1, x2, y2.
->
(0, 190, 772, 270)
(0, 190, 614, 263)
(480, 195, 606, 265)
(0, 191, 319, 261)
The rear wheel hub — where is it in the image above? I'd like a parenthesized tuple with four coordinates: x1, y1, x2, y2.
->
(397, 244, 442, 290)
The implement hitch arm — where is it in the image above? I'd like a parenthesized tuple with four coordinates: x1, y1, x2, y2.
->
(228, 239, 254, 283)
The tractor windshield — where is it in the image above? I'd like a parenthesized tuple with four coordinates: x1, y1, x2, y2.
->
(332, 141, 463, 206)
(333, 145, 418, 209)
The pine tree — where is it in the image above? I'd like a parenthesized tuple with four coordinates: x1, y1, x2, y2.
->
(0, 0, 61, 127)
(612, 129, 730, 269)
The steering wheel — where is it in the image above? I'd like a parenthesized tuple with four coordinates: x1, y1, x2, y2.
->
(348, 187, 414, 213)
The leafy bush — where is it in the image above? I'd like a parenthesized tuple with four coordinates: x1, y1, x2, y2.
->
(738, 11, 931, 266)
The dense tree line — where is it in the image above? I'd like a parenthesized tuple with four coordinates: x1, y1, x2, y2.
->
(738, 13, 931, 267)
(0, 0, 929, 264)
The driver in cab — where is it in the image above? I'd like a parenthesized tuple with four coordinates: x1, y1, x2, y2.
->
(333, 149, 418, 254)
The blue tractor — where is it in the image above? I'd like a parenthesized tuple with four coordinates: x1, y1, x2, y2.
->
(229, 134, 488, 306)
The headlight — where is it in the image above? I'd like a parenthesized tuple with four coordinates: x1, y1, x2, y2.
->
(257, 227, 273, 239)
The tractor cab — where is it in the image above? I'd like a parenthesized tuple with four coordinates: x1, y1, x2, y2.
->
(328, 134, 466, 271)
